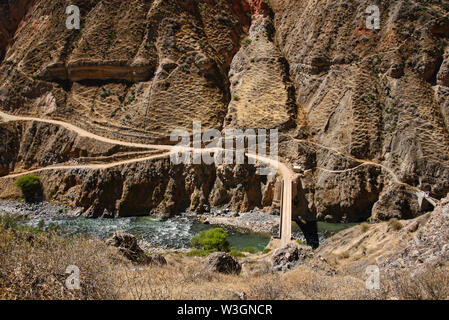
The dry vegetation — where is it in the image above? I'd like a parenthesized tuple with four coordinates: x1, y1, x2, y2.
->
(0, 227, 125, 299)
(379, 267, 449, 300)
(1, 219, 448, 300)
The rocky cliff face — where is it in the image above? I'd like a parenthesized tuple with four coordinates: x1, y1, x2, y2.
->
(0, 0, 35, 62)
(1, 0, 449, 222)
(272, 0, 449, 221)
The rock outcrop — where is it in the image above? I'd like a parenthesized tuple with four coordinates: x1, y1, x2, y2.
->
(271, 243, 313, 272)
(317, 195, 449, 277)
(271, 0, 449, 221)
(0, 0, 250, 145)
(0, 0, 35, 62)
(106, 230, 167, 265)
(204, 252, 242, 274)
(1, 0, 449, 223)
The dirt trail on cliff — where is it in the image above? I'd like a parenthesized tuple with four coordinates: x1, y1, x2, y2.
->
(290, 135, 435, 199)
(0, 111, 171, 151)
(2, 110, 436, 244)
(0, 111, 295, 244)
(0, 111, 293, 177)
(2, 152, 173, 179)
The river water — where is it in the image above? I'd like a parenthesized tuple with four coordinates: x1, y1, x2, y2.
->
(20, 215, 358, 252)
(22, 216, 272, 251)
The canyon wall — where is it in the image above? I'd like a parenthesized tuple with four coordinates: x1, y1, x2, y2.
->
(1, 0, 449, 222)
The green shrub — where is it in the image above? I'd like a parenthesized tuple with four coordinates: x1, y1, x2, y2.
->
(242, 38, 252, 46)
(100, 88, 110, 99)
(15, 175, 42, 203)
(185, 249, 216, 257)
(0, 213, 27, 230)
(262, 248, 271, 254)
(0, 214, 61, 235)
(229, 249, 245, 258)
(190, 227, 230, 252)
(242, 246, 258, 254)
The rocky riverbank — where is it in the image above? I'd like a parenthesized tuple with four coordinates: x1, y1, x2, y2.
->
(0, 200, 277, 253)
(0, 200, 280, 233)
(0, 200, 82, 218)
(189, 208, 280, 235)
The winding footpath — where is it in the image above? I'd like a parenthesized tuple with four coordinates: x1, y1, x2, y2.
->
(1, 111, 436, 247)
(0, 111, 295, 246)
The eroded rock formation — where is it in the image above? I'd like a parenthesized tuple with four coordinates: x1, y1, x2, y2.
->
(1, 0, 449, 223)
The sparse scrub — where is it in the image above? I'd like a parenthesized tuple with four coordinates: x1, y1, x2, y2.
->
(0, 213, 28, 230)
(242, 246, 258, 254)
(242, 38, 252, 46)
(125, 95, 135, 106)
(1, 222, 447, 300)
(229, 249, 245, 258)
(100, 88, 111, 99)
(360, 222, 370, 232)
(389, 218, 403, 231)
(185, 249, 216, 257)
(381, 267, 449, 300)
(247, 274, 292, 300)
(0, 225, 124, 299)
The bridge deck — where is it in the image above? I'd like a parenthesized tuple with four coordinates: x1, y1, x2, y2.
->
(280, 178, 292, 247)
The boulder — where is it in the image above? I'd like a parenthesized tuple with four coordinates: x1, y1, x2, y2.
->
(106, 231, 141, 253)
(204, 252, 241, 274)
(106, 231, 167, 265)
(271, 243, 313, 272)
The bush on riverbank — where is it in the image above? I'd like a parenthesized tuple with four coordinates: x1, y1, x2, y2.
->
(185, 249, 216, 257)
(229, 248, 245, 257)
(15, 175, 42, 203)
(242, 246, 258, 254)
(188, 228, 259, 257)
(190, 228, 230, 252)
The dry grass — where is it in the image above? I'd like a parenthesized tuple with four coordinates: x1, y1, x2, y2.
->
(360, 222, 370, 232)
(0, 227, 127, 300)
(282, 266, 376, 300)
(388, 218, 403, 231)
(1, 225, 448, 300)
(380, 267, 449, 300)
